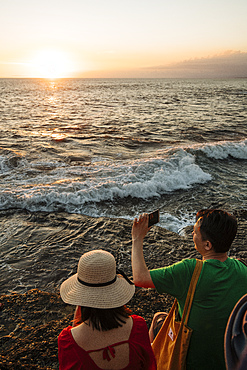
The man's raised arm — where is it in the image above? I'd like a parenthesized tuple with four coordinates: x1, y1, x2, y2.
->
(131, 213, 155, 289)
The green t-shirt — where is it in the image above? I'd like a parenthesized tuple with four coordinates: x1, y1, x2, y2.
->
(150, 258, 247, 370)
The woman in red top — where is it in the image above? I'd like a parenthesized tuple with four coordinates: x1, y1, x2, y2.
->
(58, 249, 156, 370)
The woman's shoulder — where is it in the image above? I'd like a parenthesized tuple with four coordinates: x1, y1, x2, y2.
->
(131, 314, 147, 324)
(130, 315, 149, 335)
(58, 326, 73, 342)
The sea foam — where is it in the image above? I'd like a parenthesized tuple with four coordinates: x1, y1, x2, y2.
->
(197, 139, 247, 160)
(0, 150, 211, 214)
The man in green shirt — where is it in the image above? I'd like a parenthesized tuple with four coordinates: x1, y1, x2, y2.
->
(131, 209, 247, 369)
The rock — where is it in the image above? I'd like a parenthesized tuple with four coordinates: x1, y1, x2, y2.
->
(0, 211, 246, 369)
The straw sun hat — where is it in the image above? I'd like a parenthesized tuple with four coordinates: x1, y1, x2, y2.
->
(60, 250, 135, 309)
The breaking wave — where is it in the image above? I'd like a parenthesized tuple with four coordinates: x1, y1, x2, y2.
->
(0, 150, 211, 214)
(194, 139, 247, 160)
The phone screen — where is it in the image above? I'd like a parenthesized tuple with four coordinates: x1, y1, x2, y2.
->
(148, 209, 160, 227)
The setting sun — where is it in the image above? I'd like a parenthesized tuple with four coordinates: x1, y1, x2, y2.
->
(30, 49, 75, 79)
(0, 0, 246, 78)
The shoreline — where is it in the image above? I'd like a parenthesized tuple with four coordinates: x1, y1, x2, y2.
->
(1, 209, 247, 369)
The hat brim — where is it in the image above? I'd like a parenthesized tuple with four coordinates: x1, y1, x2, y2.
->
(60, 273, 135, 309)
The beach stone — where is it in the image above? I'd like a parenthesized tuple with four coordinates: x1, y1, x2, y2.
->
(0, 210, 246, 369)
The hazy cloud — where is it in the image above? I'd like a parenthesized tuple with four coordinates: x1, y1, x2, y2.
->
(146, 51, 247, 78)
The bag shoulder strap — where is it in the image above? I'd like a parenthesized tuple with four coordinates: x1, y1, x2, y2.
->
(181, 259, 203, 326)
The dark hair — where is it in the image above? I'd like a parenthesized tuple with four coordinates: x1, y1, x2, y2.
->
(195, 209, 237, 253)
(73, 305, 132, 331)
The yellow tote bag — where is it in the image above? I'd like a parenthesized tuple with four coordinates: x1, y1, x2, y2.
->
(152, 260, 203, 370)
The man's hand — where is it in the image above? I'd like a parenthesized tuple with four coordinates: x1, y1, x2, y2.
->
(132, 213, 150, 243)
(131, 213, 155, 289)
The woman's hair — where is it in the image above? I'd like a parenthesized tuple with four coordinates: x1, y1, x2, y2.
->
(196, 209, 237, 253)
(73, 305, 132, 331)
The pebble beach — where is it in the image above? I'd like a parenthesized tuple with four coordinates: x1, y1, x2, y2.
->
(1, 209, 246, 369)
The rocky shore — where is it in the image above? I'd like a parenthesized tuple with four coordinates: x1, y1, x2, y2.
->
(1, 209, 246, 369)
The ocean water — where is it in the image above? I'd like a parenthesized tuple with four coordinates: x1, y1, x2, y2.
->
(0, 78, 247, 233)
(1, 77, 247, 293)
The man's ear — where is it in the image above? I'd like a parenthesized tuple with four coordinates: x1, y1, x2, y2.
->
(205, 240, 213, 251)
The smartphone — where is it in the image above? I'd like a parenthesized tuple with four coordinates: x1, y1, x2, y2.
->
(148, 209, 160, 227)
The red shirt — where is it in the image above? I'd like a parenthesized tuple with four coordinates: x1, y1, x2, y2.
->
(58, 315, 157, 369)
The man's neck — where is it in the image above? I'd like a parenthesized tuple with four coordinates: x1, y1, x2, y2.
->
(202, 251, 228, 262)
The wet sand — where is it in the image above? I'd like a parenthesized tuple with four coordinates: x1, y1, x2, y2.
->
(1, 209, 247, 369)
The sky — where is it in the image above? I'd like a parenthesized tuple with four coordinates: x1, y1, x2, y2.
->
(1, 0, 247, 78)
